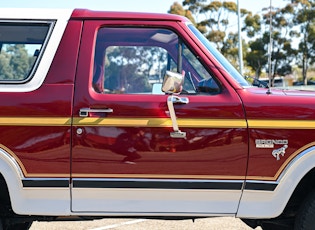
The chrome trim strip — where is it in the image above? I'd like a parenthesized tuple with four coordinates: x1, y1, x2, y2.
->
(277, 146, 315, 182)
(0, 148, 24, 179)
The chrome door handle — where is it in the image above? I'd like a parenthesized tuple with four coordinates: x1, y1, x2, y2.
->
(171, 95, 189, 104)
(79, 108, 113, 117)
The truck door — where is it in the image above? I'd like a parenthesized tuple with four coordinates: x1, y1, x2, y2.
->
(71, 20, 248, 215)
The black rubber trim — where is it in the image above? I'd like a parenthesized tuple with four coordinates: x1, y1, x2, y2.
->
(244, 182, 278, 191)
(22, 179, 69, 188)
(73, 180, 243, 190)
(22, 179, 278, 191)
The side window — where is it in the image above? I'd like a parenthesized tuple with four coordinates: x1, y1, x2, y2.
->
(104, 46, 167, 94)
(182, 44, 220, 94)
(0, 22, 52, 82)
(93, 27, 220, 95)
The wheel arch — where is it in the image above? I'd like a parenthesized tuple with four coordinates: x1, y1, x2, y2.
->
(238, 146, 315, 218)
(0, 146, 26, 214)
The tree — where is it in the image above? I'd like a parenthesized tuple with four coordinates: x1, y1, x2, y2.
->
(8, 45, 30, 80)
(244, 2, 298, 81)
(221, 32, 242, 67)
(168, 2, 196, 25)
(266, 3, 298, 80)
(182, 0, 238, 51)
(0, 44, 31, 80)
(0, 51, 13, 80)
(245, 39, 268, 78)
(292, 0, 315, 84)
(243, 12, 261, 38)
(170, 0, 252, 71)
(242, 12, 268, 78)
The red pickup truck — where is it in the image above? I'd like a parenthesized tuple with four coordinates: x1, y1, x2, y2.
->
(0, 8, 314, 230)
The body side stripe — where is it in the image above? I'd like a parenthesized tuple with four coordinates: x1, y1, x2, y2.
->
(248, 119, 315, 129)
(0, 117, 314, 129)
(74, 118, 247, 128)
(0, 117, 71, 126)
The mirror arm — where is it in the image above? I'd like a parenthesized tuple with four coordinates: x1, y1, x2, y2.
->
(167, 95, 188, 139)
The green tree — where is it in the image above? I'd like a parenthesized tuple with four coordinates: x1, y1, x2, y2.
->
(0, 44, 32, 80)
(7, 44, 30, 80)
(0, 51, 13, 80)
(292, 0, 315, 84)
(245, 39, 268, 78)
(221, 32, 241, 67)
(170, 0, 252, 71)
(243, 12, 261, 38)
(181, 0, 238, 51)
(266, 3, 298, 80)
(244, 2, 298, 81)
(169, 2, 196, 26)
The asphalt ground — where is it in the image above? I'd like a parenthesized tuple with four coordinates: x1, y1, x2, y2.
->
(30, 217, 262, 230)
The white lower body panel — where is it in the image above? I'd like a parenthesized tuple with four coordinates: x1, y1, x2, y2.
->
(72, 188, 241, 216)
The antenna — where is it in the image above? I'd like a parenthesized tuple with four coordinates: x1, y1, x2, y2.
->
(267, 0, 273, 94)
(237, 0, 244, 75)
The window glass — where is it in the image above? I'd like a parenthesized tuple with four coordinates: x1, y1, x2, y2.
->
(0, 22, 51, 82)
(93, 27, 220, 95)
(188, 24, 249, 87)
(182, 44, 220, 94)
(104, 46, 168, 94)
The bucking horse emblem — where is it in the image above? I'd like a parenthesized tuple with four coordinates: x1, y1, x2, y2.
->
(272, 145, 288, 161)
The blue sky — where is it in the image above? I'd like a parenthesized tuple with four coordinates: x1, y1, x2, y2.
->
(2, 0, 287, 14)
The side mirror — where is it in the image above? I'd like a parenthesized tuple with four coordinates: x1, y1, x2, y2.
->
(162, 71, 184, 94)
(161, 71, 188, 139)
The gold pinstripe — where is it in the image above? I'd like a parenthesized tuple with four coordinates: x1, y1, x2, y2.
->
(1, 117, 315, 129)
(73, 117, 247, 128)
(248, 120, 315, 129)
(0, 117, 71, 126)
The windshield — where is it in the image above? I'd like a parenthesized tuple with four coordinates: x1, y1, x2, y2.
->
(188, 24, 250, 87)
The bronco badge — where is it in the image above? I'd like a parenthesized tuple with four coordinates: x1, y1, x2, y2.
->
(255, 139, 288, 148)
(255, 139, 289, 161)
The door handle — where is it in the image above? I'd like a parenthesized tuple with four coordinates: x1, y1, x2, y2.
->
(171, 95, 189, 104)
(79, 108, 113, 117)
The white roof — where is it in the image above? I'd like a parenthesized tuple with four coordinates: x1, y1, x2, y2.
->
(0, 8, 73, 20)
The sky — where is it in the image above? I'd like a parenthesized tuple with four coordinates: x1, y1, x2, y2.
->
(1, 0, 288, 37)
(1, 0, 287, 14)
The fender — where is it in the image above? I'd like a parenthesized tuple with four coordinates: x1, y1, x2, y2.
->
(0, 146, 70, 216)
(237, 145, 315, 218)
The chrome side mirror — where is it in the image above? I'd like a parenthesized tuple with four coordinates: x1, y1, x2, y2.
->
(162, 71, 184, 94)
(162, 71, 188, 139)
